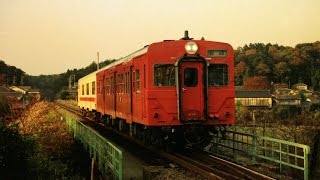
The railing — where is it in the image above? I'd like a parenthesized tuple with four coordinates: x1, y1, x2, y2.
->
(208, 130, 310, 180)
(66, 116, 122, 180)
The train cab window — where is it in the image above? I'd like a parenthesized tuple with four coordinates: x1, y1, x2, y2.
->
(92, 81, 95, 95)
(208, 64, 228, 86)
(184, 68, 198, 87)
(154, 64, 175, 86)
(86, 83, 89, 95)
(82, 85, 84, 95)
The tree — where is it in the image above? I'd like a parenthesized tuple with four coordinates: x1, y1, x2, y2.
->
(0, 123, 36, 179)
(274, 62, 290, 83)
(255, 63, 271, 76)
(60, 90, 70, 100)
(235, 61, 248, 85)
(0, 95, 10, 118)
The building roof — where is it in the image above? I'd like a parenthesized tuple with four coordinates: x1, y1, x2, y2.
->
(28, 89, 40, 93)
(0, 91, 23, 98)
(272, 83, 288, 89)
(275, 87, 291, 91)
(235, 86, 244, 91)
(17, 86, 32, 91)
(292, 83, 307, 87)
(0, 86, 11, 92)
(276, 95, 301, 100)
(236, 90, 271, 98)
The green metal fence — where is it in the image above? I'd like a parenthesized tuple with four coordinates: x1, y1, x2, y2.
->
(66, 116, 122, 180)
(209, 130, 310, 180)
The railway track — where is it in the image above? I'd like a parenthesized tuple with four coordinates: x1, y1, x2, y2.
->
(56, 101, 274, 179)
(176, 152, 274, 180)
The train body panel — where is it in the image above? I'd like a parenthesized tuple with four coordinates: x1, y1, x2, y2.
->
(78, 72, 97, 111)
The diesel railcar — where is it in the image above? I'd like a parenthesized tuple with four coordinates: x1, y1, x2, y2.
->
(78, 31, 235, 149)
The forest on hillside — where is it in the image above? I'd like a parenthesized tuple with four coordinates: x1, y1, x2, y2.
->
(235, 41, 320, 90)
(1, 41, 320, 100)
(0, 60, 115, 100)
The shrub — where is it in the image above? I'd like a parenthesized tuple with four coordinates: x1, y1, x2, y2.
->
(0, 123, 36, 179)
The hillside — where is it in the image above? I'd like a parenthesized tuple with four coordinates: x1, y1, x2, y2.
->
(0, 59, 115, 100)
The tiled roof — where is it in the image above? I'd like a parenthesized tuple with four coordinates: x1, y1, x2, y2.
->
(0, 91, 23, 97)
(236, 90, 271, 98)
(276, 95, 301, 100)
(0, 86, 11, 92)
(275, 88, 291, 91)
(17, 86, 31, 91)
(28, 89, 40, 93)
(292, 83, 307, 87)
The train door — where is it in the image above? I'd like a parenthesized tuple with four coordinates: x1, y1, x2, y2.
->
(129, 66, 133, 122)
(177, 58, 208, 123)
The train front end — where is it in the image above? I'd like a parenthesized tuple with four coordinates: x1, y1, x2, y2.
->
(146, 32, 235, 149)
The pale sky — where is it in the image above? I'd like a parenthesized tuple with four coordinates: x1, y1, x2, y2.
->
(1, 0, 319, 75)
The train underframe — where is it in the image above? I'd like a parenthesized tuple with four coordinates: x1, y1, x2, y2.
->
(81, 109, 227, 150)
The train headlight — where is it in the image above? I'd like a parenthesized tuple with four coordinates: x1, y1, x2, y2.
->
(185, 41, 198, 55)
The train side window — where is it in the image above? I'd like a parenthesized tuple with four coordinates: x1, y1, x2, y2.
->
(120, 74, 124, 94)
(132, 71, 136, 92)
(184, 68, 198, 87)
(124, 73, 127, 94)
(86, 83, 89, 95)
(154, 64, 175, 86)
(105, 78, 109, 95)
(82, 84, 84, 95)
(97, 80, 100, 94)
(116, 75, 120, 94)
(125, 72, 129, 94)
(110, 77, 114, 94)
(92, 81, 95, 95)
(208, 64, 228, 86)
(136, 70, 140, 93)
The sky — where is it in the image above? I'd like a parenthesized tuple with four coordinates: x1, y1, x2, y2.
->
(1, 0, 320, 75)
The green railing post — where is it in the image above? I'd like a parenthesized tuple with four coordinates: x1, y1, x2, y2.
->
(304, 147, 310, 180)
(251, 131, 256, 163)
(279, 143, 282, 174)
(208, 129, 310, 179)
(232, 133, 237, 161)
(65, 115, 122, 179)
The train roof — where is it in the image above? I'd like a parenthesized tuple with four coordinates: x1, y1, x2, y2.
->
(78, 37, 233, 81)
(78, 45, 149, 81)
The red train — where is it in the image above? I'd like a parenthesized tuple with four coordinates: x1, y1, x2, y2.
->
(78, 31, 235, 149)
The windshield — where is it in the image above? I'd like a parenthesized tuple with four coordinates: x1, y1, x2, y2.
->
(208, 64, 228, 86)
(154, 64, 175, 86)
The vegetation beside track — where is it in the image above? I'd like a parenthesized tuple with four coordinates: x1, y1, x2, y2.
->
(0, 101, 91, 179)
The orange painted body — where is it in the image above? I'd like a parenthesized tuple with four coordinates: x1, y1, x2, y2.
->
(95, 39, 235, 127)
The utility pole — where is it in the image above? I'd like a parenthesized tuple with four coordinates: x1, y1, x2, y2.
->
(73, 74, 76, 87)
(20, 76, 24, 86)
(12, 76, 16, 85)
(68, 75, 72, 89)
